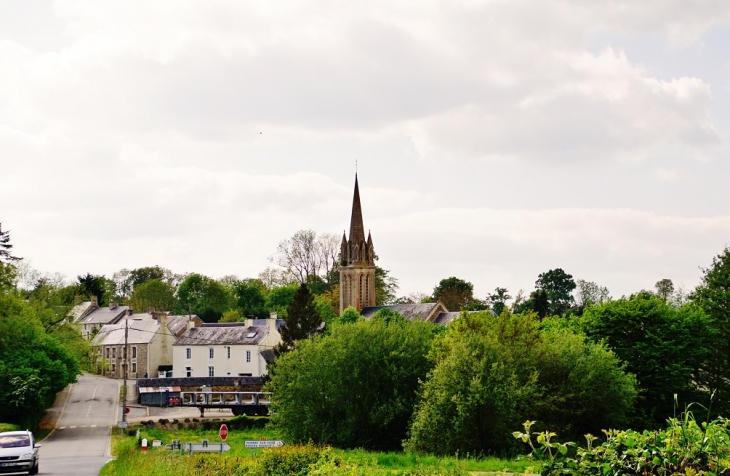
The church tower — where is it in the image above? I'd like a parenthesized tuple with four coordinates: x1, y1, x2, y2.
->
(339, 175, 376, 314)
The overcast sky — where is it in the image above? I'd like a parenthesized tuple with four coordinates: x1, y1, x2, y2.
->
(2, 1, 729, 301)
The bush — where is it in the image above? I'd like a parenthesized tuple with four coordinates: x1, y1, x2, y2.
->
(405, 311, 636, 456)
(514, 409, 730, 475)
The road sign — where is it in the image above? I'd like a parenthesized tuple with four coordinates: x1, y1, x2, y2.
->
(117, 421, 128, 429)
(124, 406, 130, 414)
(184, 442, 231, 454)
(219, 424, 228, 441)
(244, 440, 284, 448)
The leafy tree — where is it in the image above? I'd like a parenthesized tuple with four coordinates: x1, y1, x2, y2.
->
(432, 276, 475, 311)
(405, 310, 636, 456)
(276, 283, 322, 355)
(232, 279, 268, 318)
(581, 291, 712, 428)
(487, 287, 511, 315)
(175, 273, 233, 322)
(655, 278, 675, 302)
(337, 306, 362, 325)
(0, 293, 78, 428)
(219, 309, 243, 323)
(268, 318, 437, 450)
(76, 273, 114, 306)
(692, 247, 730, 415)
(375, 265, 399, 305)
(573, 279, 610, 316)
(532, 289, 550, 318)
(535, 268, 576, 315)
(265, 284, 299, 318)
(129, 279, 177, 312)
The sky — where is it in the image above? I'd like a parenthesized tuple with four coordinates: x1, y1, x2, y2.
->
(2, 0, 730, 302)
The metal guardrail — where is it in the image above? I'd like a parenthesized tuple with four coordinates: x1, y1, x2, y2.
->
(177, 391, 272, 417)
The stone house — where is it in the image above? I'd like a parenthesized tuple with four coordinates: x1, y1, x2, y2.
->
(92, 312, 202, 379)
(75, 300, 132, 340)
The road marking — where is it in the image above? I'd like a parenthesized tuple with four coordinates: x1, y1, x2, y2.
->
(59, 427, 66, 430)
(70, 426, 77, 428)
(86, 385, 97, 420)
(91, 425, 97, 427)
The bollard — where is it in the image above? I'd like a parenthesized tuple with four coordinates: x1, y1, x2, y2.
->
(142, 438, 148, 453)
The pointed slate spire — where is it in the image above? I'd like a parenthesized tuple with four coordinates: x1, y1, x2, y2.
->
(348, 174, 366, 244)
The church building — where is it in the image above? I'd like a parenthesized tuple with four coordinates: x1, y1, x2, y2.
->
(339, 175, 376, 314)
(338, 175, 456, 324)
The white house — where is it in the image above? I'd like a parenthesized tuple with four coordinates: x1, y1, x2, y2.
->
(172, 316, 282, 378)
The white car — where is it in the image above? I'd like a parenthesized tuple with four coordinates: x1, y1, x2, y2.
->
(0, 431, 40, 475)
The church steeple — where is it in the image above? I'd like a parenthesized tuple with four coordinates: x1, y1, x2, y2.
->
(349, 174, 366, 244)
(340, 174, 376, 314)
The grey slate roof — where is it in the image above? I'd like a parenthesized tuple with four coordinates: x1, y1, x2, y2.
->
(69, 301, 96, 322)
(360, 302, 447, 322)
(167, 315, 200, 337)
(82, 305, 130, 325)
(174, 325, 269, 346)
(92, 313, 174, 346)
(433, 312, 461, 325)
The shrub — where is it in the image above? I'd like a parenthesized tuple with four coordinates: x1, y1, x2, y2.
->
(514, 409, 730, 475)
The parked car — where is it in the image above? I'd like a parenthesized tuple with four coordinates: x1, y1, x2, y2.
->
(0, 431, 40, 475)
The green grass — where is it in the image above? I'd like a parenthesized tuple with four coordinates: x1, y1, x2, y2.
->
(102, 422, 530, 475)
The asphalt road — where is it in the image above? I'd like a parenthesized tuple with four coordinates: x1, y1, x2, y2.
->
(36, 374, 120, 476)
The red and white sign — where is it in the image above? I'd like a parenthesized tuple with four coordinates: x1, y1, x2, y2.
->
(219, 424, 228, 441)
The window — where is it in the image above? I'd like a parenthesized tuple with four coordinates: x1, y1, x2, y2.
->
(106, 348, 110, 358)
(208, 366, 214, 377)
(246, 350, 251, 363)
(111, 363, 116, 372)
(186, 367, 192, 377)
(132, 346, 137, 358)
(112, 348, 116, 358)
(132, 362, 137, 373)
(186, 348, 191, 359)
(209, 347, 214, 359)
(227, 347, 231, 359)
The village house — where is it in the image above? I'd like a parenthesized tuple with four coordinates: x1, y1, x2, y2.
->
(92, 311, 202, 379)
(73, 298, 132, 340)
(172, 314, 283, 378)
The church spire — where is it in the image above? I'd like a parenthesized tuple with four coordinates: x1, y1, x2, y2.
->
(348, 174, 366, 244)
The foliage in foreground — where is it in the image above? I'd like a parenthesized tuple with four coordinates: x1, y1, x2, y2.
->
(268, 317, 437, 450)
(405, 310, 636, 456)
(514, 409, 730, 475)
(102, 431, 483, 475)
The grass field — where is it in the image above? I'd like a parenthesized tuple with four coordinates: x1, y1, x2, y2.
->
(100, 419, 531, 475)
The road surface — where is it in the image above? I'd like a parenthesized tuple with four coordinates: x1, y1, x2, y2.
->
(38, 374, 120, 475)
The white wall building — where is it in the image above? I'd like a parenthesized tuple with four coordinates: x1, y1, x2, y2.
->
(172, 317, 282, 378)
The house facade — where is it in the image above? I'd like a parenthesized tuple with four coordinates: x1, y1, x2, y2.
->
(76, 301, 132, 340)
(92, 312, 201, 379)
(172, 317, 282, 378)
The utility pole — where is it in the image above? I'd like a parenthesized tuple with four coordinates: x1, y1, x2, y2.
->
(122, 317, 128, 425)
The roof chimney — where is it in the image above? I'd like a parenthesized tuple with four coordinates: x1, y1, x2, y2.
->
(109, 301, 117, 310)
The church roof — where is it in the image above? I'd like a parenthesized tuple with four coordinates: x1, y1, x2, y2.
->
(360, 302, 448, 323)
(348, 174, 366, 244)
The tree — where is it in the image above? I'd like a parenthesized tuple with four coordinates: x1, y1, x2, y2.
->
(375, 265, 399, 305)
(692, 247, 730, 416)
(232, 279, 268, 319)
(76, 273, 113, 306)
(535, 268, 576, 315)
(573, 279, 610, 315)
(265, 284, 299, 318)
(270, 230, 340, 285)
(655, 278, 674, 302)
(432, 277, 475, 311)
(405, 311, 636, 456)
(0, 223, 21, 264)
(267, 318, 437, 450)
(487, 287, 512, 315)
(581, 291, 712, 428)
(128, 279, 177, 313)
(175, 274, 233, 322)
(275, 283, 323, 355)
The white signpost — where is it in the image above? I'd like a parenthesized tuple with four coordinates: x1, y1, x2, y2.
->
(244, 440, 284, 448)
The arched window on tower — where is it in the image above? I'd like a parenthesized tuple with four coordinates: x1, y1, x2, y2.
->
(358, 274, 363, 310)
